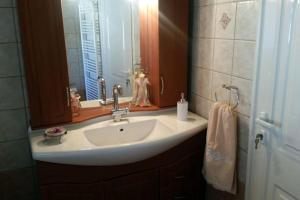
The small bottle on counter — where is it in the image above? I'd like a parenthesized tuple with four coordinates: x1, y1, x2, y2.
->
(177, 92, 188, 121)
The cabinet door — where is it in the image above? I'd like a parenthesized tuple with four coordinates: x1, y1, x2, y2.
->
(41, 183, 103, 200)
(158, 0, 189, 107)
(160, 151, 206, 200)
(18, 0, 72, 128)
(104, 170, 159, 200)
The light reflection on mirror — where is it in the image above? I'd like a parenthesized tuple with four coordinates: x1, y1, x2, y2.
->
(61, 0, 141, 109)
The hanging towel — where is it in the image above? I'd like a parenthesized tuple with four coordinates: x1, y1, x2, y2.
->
(202, 101, 237, 194)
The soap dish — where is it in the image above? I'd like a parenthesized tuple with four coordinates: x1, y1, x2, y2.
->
(43, 127, 67, 144)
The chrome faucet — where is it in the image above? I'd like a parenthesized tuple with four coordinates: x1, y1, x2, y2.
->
(112, 84, 129, 122)
(99, 77, 106, 103)
(98, 77, 113, 105)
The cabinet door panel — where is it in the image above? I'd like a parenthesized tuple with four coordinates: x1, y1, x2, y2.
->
(18, 0, 72, 127)
(160, 151, 205, 200)
(104, 170, 159, 200)
(41, 183, 103, 200)
(158, 0, 189, 107)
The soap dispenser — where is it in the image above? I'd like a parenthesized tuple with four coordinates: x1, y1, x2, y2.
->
(177, 92, 188, 121)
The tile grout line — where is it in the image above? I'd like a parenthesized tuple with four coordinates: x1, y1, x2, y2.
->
(210, 2, 217, 104)
(196, 0, 256, 8)
(229, 1, 239, 104)
(192, 35, 256, 42)
(191, 65, 254, 81)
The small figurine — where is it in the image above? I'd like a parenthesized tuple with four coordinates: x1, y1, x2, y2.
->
(70, 88, 81, 116)
(133, 73, 151, 107)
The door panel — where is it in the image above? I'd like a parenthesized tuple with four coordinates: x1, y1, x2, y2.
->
(274, 187, 297, 200)
(100, 0, 133, 98)
(266, 2, 300, 199)
(282, 2, 300, 152)
(247, 0, 300, 199)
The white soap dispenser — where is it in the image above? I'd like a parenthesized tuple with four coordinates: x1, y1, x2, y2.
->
(177, 92, 188, 121)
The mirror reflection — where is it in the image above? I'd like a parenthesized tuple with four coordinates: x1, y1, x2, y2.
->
(61, 0, 141, 109)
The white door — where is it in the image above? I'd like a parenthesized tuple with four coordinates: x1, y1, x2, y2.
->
(99, 0, 134, 98)
(246, 0, 300, 199)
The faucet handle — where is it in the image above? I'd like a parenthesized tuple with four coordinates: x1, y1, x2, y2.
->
(113, 84, 123, 95)
(99, 77, 105, 83)
(112, 107, 129, 122)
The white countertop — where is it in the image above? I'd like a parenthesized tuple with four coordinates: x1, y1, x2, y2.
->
(29, 109, 208, 166)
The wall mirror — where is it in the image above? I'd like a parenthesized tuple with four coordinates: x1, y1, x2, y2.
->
(61, 0, 141, 108)
(18, 0, 189, 127)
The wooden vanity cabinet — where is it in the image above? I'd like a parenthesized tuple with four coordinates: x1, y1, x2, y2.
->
(141, 0, 190, 107)
(37, 131, 206, 200)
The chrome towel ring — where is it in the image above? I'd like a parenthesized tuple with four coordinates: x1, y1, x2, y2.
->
(214, 84, 240, 109)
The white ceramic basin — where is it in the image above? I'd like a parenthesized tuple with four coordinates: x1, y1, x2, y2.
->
(84, 119, 172, 147)
(29, 110, 207, 166)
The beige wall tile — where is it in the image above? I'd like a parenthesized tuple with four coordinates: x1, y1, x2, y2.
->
(0, 0, 14, 7)
(235, 1, 259, 41)
(0, 139, 32, 170)
(211, 71, 231, 102)
(213, 39, 234, 74)
(231, 76, 252, 97)
(190, 0, 260, 197)
(192, 38, 214, 69)
(191, 67, 212, 99)
(192, 6, 201, 38)
(233, 40, 256, 80)
(195, 0, 216, 7)
(238, 149, 248, 183)
(0, 77, 24, 110)
(0, 109, 27, 142)
(13, 8, 21, 42)
(198, 5, 216, 38)
(190, 93, 213, 119)
(231, 77, 252, 116)
(0, 6, 36, 198)
(215, 3, 237, 39)
(0, 43, 20, 77)
(237, 114, 250, 151)
(0, 8, 16, 43)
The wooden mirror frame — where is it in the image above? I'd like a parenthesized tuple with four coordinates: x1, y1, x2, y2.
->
(17, 0, 190, 128)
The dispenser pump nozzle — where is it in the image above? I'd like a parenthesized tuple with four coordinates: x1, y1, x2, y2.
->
(180, 92, 186, 103)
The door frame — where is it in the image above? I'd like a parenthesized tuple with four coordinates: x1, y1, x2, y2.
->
(245, 0, 265, 199)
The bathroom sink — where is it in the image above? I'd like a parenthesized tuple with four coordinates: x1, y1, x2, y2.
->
(84, 119, 172, 147)
(29, 110, 208, 166)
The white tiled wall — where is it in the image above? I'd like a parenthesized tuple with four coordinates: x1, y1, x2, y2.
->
(190, 0, 259, 185)
(0, 0, 37, 199)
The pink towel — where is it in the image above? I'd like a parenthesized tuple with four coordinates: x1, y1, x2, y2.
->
(202, 102, 237, 194)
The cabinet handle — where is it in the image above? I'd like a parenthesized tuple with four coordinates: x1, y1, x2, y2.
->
(174, 175, 185, 180)
(66, 87, 70, 107)
(160, 76, 164, 95)
(173, 194, 188, 199)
